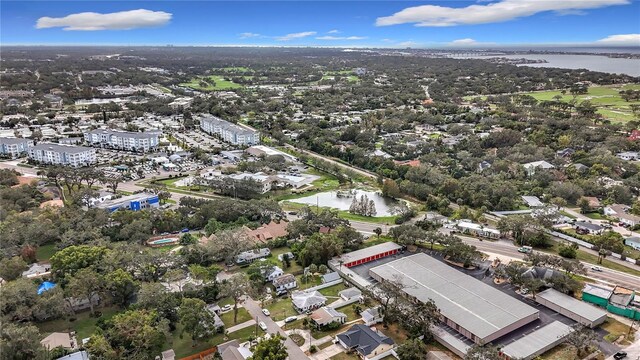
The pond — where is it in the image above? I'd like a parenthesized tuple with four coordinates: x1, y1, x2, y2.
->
(288, 189, 397, 216)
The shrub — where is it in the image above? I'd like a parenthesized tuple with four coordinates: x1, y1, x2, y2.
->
(309, 345, 317, 354)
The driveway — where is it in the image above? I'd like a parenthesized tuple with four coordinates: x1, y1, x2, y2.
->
(243, 297, 310, 360)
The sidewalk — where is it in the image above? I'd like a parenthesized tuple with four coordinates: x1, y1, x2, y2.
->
(226, 319, 255, 333)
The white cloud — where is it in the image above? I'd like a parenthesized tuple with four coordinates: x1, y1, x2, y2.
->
(450, 38, 478, 45)
(327, 29, 340, 34)
(275, 31, 317, 41)
(595, 34, 640, 46)
(36, 9, 172, 31)
(397, 41, 420, 47)
(239, 32, 261, 39)
(316, 36, 367, 40)
(376, 0, 628, 27)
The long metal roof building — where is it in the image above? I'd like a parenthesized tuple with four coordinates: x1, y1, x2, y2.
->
(500, 321, 574, 360)
(369, 253, 539, 344)
(535, 288, 608, 328)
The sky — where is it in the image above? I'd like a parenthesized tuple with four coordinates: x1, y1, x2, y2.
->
(1, 0, 640, 48)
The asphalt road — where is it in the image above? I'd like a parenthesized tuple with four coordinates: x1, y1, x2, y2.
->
(242, 297, 310, 360)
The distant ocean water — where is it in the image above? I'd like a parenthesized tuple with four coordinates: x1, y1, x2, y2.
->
(464, 53, 640, 77)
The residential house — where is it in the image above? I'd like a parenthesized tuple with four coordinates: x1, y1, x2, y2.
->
(604, 204, 640, 227)
(523, 160, 555, 176)
(336, 324, 395, 360)
(218, 340, 253, 360)
(361, 306, 384, 326)
(581, 196, 601, 210)
(339, 287, 363, 301)
(574, 221, 604, 235)
(56, 351, 89, 360)
(277, 252, 294, 262)
(311, 306, 347, 327)
(556, 148, 575, 158)
(236, 248, 270, 265)
(264, 266, 284, 282)
(477, 160, 492, 173)
(22, 262, 51, 278)
(322, 272, 341, 283)
(625, 237, 640, 251)
(570, 163, 589, 172)
(41, 332, 75, 350)
(629, 130, 640, 141)
(161, 350, 176, 360)
(617, 152, 640, 161)
(522, 196, 544, 208)
(205, 304, 225, 331)
(273, 274, 297, 294)
(291, 290, 327, 313)
(245, 220, 289, 243)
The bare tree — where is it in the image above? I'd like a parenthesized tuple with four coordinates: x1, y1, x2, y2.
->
(220, 274, 252, 324)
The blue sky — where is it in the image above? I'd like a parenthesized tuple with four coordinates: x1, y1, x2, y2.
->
(1, 1, 639, 47)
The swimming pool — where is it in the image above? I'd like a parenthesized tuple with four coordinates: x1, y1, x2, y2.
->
(147, 237, 179, 247)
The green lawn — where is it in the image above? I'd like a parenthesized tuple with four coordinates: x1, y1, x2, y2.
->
(318, 283, 347, 298)
(220, 307, 252, 326)
(583, 212, 607, 220)
(36, 244, 58, 261)
(180, 75, 243, 91)
(522, 84, 640, 122)
(602, 317, 635, 344)
(265, 297, 296, 321)
(163, 323, 223, 358)
(296, 274, 323, 290)
(37, 306, 120, 341)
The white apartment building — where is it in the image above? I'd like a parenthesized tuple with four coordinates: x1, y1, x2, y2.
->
(84, 129, 160, 152)
(199, 116, 259, 146)
(28, 143, 96, 167)
(0, 137, 34, 158)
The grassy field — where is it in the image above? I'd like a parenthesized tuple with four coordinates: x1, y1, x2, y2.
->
(543, 242, 640, 277)
(37, 306, 120, 341)
(180, 75, 243, 91)
(37, 244, 58, 261)
(220, 307, 252, 326)
(602, 316, 635, 344)
(522, 84, 640, 122)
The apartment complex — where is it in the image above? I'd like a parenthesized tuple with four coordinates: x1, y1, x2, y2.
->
(28, 143, 96, 167)
(84, 129, 161, 152)
(0, 137, 34, 158)
(199, 116, 259, 146)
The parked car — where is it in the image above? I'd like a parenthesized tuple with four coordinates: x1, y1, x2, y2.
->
(614, 351, 627, 359)
(181, 228, 189, 233)
(259, 321, 268, 331)
(284, 316, 297, 323)
(221, 304, 232, 312)
(518, 246, 532, 253)
(262, 309, 270, 316)
(591, 266, 603, 272)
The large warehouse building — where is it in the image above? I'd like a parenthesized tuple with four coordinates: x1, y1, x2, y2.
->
(369, 253, 539, 346)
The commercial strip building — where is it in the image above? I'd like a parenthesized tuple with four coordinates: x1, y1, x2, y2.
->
(0, 137, 33, 158)
(535, 288, 607, 328)
(499, 321, 574, 360)
(369, 253, 539, 348)
(84, 129, 161, 152)
(93, 193, 160, 212)
(28, 143, 96, 167)
(454, 221, 501, 239)
(199, 116, 259, 146)
(334, 242, 402, 268)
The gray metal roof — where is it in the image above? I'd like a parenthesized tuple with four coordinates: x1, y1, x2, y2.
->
(86, 129, 160, 139)
(369, 253, 539, 341)
(337, 242, 402, 264)
(536, 288, 608, 322)
(500, 321, 573, 359)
